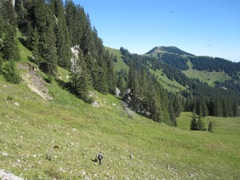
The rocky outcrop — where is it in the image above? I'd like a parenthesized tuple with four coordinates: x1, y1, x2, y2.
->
(18, 63, 53, 100)
(122, 89, 150, 118)
(0, 169, 23, 180)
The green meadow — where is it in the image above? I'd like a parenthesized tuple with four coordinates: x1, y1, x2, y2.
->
(0, 74, 240, 179)
(183, 61, 230, 87)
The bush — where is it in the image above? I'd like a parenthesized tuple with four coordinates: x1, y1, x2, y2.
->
(3, 60, 21, 84)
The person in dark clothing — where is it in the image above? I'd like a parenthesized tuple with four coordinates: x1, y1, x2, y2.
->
(97, 151, 103, 165)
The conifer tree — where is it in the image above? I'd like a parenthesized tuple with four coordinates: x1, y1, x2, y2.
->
(197, 116, 205, 131)
(208, 121, 213, 133)
(105, 50, 116, 94)
(1, 0, 16, 27)
(70, 49, 92, 103)
(128, 65, 140, 105)
(190, 111, 198, 130)
(3, 60, 21, 84)
(33, 0, 47, 33)
(38, 22, 57, 82)
(51, 0, 71, 69)
(160, 88, 170, 124)
(116, 74, 125, 94)
(15, 0, 28, 31)
(213, 98, 223, 117)
(173, 94, 182, 117)
(2, 25, 20, 61)
(31, 27, 40, 63)
(96, 65, 108, 94)
(76, 60, 92, 103)
(169, 101, 177, 126)
(25, 20, 34, 49)
(202, 99, 209, 116)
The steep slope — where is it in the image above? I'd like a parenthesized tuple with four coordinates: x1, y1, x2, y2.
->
(1, 70, 240, 179)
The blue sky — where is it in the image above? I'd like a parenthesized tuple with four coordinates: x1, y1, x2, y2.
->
(73, 0, 240, 62)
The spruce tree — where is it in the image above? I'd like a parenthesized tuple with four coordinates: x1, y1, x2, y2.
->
(77, 64, 92, 103)
(190, 111, 198, 130)
(173, 94, 182, 117)
(105, 50, 116, 94)
(169, 101, 177, 126)
(31, 27, 40, 63)
(2, 25, 20, 61)
(116, 75, 125, 94)
(37, 22, 57, 82)
(70, 49, 92, 103)
(3, 60, 21, 84)
(197, 116, 205, 131)
(1, 0, 16, 27)
(33, 0, 47, 33)
(51, 0, 71, 69)
(15, 0, 27, 31)
(208, 121, 213, 133)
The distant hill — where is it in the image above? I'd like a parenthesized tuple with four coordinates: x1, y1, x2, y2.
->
(146, 46, 240, 90)
(146, 46, 195, 57)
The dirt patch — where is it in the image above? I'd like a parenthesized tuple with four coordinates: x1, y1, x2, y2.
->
(18, 63, 53, 100)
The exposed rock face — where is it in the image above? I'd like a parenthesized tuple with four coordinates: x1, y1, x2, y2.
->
(18, 63, 53, 100)
(115, 87, 121, 97)
(70, 45, 81, 73)
(122, 89, 150, 118)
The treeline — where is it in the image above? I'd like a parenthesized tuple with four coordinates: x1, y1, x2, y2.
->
(190, 56, 240, 76)
(0, 0, 115, 102)
(184, 96, 239, 117)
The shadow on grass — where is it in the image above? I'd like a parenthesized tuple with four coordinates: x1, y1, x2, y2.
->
(91, 158, 98, 163)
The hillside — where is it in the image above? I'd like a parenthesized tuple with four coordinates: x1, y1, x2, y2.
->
(0, 29, 239, 179)
(147, 46, 240, 89)
(1, 62, 240, 179)
(146, 46, 194, 57)
(1, 1, 240, 179)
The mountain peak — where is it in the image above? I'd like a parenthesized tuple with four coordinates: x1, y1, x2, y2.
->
(146, 46, 194, 57)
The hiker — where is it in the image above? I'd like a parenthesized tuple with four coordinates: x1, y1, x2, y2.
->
(97, 151, 103, 165)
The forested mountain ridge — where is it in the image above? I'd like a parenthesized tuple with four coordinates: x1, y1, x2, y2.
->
(147, 46, 240, 74)
(146, 46, 240, 90)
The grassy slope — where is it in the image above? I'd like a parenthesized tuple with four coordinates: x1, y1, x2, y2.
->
(150, 68, 185, 92)
(105, 47, 129, 73)
(0, 40, 239, 179)
(183, 61, 230, 87)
